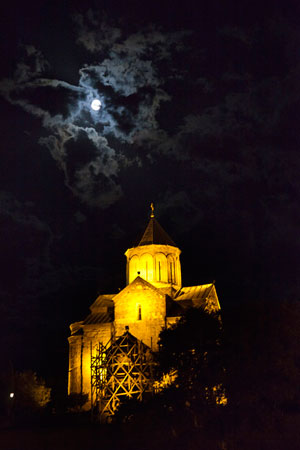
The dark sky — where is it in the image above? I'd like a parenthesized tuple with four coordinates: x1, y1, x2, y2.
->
(0, 0, 299, 376)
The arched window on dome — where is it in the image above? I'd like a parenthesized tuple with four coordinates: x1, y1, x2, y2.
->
(129, 255, 139, 283)
(155, 253, 167, 282)
(167, 255, 176, 284)
(140, 253, 153, 282)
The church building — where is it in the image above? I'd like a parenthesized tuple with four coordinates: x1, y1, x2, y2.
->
(68, 205, 220, 415)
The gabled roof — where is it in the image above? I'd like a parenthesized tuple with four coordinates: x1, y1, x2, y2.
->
(174, 284, 214, 302)
(90, 294, 115, 312)
(174, 283, 220, 312)
(136, 217, 177, 247)
(166, 296, 185, 317)
(84, 294, 115, 325)
(113, 276, 165, 302)
(83, 311, 114, 325)
(112, 330, 151, 352)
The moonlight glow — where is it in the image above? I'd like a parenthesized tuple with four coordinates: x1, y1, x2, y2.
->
(91, 99, 101, 111)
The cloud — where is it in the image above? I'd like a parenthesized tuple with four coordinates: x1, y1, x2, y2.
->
(73, 10, 122, 53)
(39, 124, 122, 208)
(73, 10, 187, 58)
(0, 191, 54, 266)
(74, 12, 189, 144)
(3, 12, 295, 212)
(0, 43, 123, 208)
(219, 26, 254, 47)
(14, 44, 50, 83)
(0, 191, 52, 233)
(0, 15, 191, 208)
(154, 190, 213, 238)
(74, 211, 87, 223)
(74, 161, 122, 208)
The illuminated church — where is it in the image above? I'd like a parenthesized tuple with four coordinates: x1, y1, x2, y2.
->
(68, 205, 220, 416)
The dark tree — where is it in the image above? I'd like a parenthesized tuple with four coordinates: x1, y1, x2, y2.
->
(157, 307, 226, 430)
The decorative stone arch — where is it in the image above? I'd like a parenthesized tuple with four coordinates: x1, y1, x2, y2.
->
(167, 254, 176, 284)
(129, 255, 139, 283)
(140, 253, 154, 282)
(155, 253, 167, 283)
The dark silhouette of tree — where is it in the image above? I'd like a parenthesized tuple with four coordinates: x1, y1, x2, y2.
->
(114, 300, 300, 449)
(155, 307, 226, 444)
(158, 308, 224, 397)
(67, 392, 89, 412)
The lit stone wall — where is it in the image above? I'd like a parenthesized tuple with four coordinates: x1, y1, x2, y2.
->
(82, 324, 113, 405)
(68, 335, 82, 395)
(68, 322, 113, 407)
(114, 278, 166, 351)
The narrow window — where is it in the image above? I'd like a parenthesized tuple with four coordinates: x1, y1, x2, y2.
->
(138, 305, 142, 321)
(158, 261, 161, 281)
(146, 261, 148, 280)
(170, 261, 173, 283)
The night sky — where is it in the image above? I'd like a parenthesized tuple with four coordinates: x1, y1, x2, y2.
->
(0, 0, 299, 377)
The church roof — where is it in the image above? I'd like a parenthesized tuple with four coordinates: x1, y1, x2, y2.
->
(166, 284, 220, 317)
(83, 311, 114, 325)
(137, 217, 176, 247)
(174, 283, 220, 311)
(85, 294, 115, 324)
(174, 284, 214, 302)
(90, 294, 115, 312)
(113, 276, 165, 302)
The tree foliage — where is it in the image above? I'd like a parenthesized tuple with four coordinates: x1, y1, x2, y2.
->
(67, 392, 89, 412)
(154, 300, 300, 446)
(14, 370, 51, 413)
(157, 308, 224, 398)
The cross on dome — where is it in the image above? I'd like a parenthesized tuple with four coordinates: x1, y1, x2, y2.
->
(150, 203, 154, 218)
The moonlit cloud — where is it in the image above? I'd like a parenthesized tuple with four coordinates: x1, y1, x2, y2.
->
(0, 45, 123, 208)
(0, 11, 298, 215)
(0, 15, 191, 208)
(0, 191, 51, 233)
(73, 10, 122, 53)
(14, 44, 50, 83)
(39, 124, 122, 207)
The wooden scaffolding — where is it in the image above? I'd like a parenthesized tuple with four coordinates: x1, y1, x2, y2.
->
(91, 330, 155, 420)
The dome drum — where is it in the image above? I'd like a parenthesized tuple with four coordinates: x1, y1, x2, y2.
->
(125, 244, 182, 290)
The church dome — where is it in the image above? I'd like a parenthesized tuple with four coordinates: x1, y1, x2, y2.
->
(125, 204, 182, 290)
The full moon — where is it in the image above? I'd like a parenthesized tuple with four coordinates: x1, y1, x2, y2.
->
(91, 99, 101, 111)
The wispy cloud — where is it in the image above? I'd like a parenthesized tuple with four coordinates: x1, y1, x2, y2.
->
(0, 19, 190, 208)
(1, 12, 296, 212)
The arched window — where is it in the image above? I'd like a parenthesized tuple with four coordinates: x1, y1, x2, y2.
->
(170, 261, 174, 282)
(129, 255, 140, 283)
(137, 304, 142, 321)
(167, 255, 176, 284)
(140, 253, 153, 281)
(155, 253, 167, 282)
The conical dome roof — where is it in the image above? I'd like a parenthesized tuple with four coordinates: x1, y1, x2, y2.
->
(125, 204, 182, 289)
(137, 216, 176, 247)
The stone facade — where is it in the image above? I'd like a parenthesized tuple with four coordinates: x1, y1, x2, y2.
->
(114, 277, 166, 351)
(68, 209, 220, 407)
